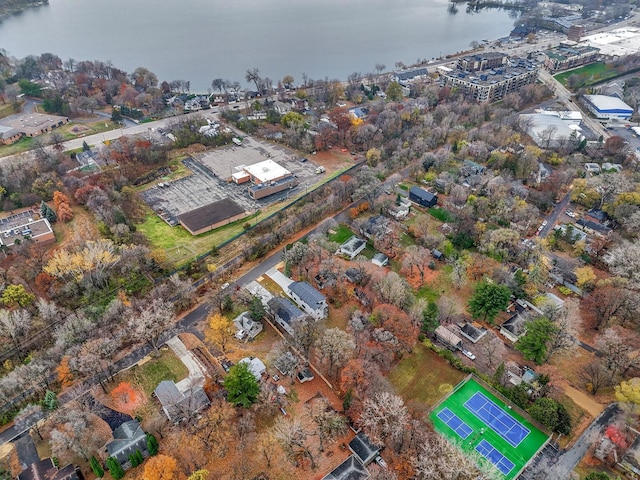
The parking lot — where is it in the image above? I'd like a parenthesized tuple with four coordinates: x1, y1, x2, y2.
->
(140, 136, 324, 226)
(194, 135, 321, 182)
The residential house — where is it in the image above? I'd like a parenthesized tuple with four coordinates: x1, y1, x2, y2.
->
(104, 419, 148, 469)
(268, 296, 305, 335)
(321, 455, 369, 480)
(18, 459, 82, 480)
(239, 357, 266, 381)
(458, 322, 488, 344)
(601, 163, 622, 173)
(434, 326, 463, 351)
(348, 107, 368, 121)
(500, 299, 543, 343)
(460, 160, 485, 177)
(273, 100, 292, 115)
(584, 163, 601, 174)
(339, 235, 367, 260)
(409, 186, 438, 208)
(585, 209, 609, 224)
(233, 311, 263, 341)
(287, 281, 328, 320)
(388, 200, 410, 220)
(576, 218, 612, 237)
(349, 433, 382, 466)
(371, 253, 389, 267)
(344, 268, 365, 284)
(153, 380, 210, 423)
(360, 215, 391, 240)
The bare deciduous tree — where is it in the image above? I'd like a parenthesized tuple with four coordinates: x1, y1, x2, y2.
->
(315, 328, 355, 377)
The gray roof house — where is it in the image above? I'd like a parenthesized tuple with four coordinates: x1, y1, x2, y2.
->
(105, 419, 148, 468)
(321, 455, 369, 480)
(349, 433, 381, 466)
(409, 186, 438, 208)
(287, 281, 328, 320)
(233, 311, 263, 341)
(360, 215, 390, 240)
(371, 252, 389, 267)
(339, 235, 367, 260)
(154, 380, 210, 423)
(268, 296, 305, 335)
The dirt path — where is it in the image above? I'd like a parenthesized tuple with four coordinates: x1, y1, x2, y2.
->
(564, 385, 604, 418)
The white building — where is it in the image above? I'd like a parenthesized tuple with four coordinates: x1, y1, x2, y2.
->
(582, 95, 634, 120)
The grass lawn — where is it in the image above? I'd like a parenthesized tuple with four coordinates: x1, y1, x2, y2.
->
(554, 62, 619, 88)
(328, 224, 355, 243)
(119, 348, 189, 397)
(0, 136, 36, 157)
(429, 378, 549, 479)
(428, 206, 455, 222)
(136, 209, 258, 266)
(389, 342, 465, 408)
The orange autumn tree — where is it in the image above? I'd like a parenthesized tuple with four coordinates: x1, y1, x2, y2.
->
(111, 382, 137, 405)
(143, 454, 181, 480)
(56, 356, 74, 388)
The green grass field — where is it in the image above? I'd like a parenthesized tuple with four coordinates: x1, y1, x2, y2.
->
(554, 62, 619, 88)
(389, 342, 465, 407)
(429, 378, 549, 480)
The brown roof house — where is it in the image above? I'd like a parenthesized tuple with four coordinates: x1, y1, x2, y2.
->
(177, 198, 247, 235)
(18, 458, 82, 480)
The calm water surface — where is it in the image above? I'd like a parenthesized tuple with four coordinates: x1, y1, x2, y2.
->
(0, 0, 519, 91)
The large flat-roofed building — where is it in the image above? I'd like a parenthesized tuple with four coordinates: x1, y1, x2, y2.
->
(0, 217, 55, 247)
(177, 198, 247, 235)
(243, 159, 291, 185)
(242, 159, 299, 200)
(542, 44, 600, 72)
(520, 113, 585, 148)
(582, 95, 634, 120)
(441, 57, 540, 103)
(0, 112, 68, 140)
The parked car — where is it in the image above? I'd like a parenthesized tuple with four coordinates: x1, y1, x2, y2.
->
(375, 456, 388, 469)
(462, 349, 476, 360)
(566, 211, 576, 218)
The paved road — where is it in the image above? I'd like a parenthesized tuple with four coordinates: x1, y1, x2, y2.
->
(522, 403, 620, 480)
(539, 190, 572, 239)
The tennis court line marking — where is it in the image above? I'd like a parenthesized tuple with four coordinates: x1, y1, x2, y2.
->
(436, 407, 473, 440)
(464, 391, 530, 447)
(475, 439, 515, 476)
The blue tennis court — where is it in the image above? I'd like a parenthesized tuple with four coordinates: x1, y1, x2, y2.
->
(464, 392, 530, 447)
(436, 407, 473, 439)
(475, 439, 515, 476)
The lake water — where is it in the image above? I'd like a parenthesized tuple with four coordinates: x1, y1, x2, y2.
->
(0, 0, 519, 92)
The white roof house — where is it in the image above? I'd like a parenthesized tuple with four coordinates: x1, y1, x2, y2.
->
(583, 95, 634, 120)
(239, 357, 266, 381)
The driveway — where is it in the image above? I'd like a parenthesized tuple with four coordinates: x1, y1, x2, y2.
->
(166, 337, 206, 392)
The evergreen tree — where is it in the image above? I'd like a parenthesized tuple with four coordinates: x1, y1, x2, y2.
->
(44, 205, 57, 223)
(223, 362, 260, 407)
(135, 449, 144, 465)
(82, 140, 90, 151)
(42, 390, 57, 411)
(106, 457, 124, 480)
(90, 456, 104, 477)
(146, 433, 159, 456)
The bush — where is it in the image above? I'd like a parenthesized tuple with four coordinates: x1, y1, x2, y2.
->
(90, 456, 104, 477)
